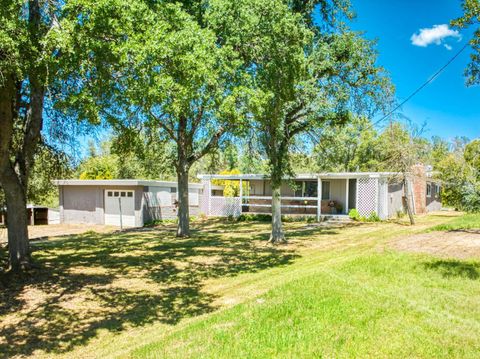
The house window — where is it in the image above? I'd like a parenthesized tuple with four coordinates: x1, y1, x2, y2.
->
(127, 192, 133, 198)
(426, 184, 432, 197)
(321, 181, 330, 200)
(293, 181, 304, 197)
(436, 184, 441, 196)
(304, 181, 317, 197)
(293, 181, 318, 198)
(121, 191, 126, 197)
(107, 191, 113, 197)
(114, 191, 119, 197)
(171, 187, 177, 193)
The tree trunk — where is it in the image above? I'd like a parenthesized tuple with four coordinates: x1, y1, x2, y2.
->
(269, 184, 285, 243)
(2, 169, 30, 272)
(176, 159, 190, 237)
(404, 177, 416, 225)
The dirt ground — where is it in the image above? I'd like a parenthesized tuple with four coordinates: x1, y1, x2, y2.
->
(0, 224, 116, 244)
(389, 230, 480, 260)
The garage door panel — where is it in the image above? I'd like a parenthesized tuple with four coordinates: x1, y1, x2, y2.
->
(104, 214, 136, 227)
(105, 190, 136, 227)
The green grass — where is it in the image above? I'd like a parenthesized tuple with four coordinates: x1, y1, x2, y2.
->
(428, 212, 480, 232)
(133, 252, 480, 358)
(1, 213, 479, 358)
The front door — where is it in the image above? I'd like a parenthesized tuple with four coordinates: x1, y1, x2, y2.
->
(104, 190, 136, 227)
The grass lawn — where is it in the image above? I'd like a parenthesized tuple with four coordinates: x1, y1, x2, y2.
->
(428, 212, 480, 231)
(1, 212, 480, 358)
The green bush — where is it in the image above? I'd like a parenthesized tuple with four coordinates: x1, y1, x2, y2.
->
(367, 212, 381, 222)
(237, 214, 272, 222)
(348, 209, 361, 221)
(349, 209, 381, 222)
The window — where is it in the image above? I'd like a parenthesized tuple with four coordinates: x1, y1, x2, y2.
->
(436, 184, 441, 195)
(293, 181, 318, 198)
(293, 181, 304, 197)
(321, 181, 330, 200)
(121, 191, 126, 197)
(114, 191, 119, 197)
(304, 181, 317, 197)
(426, 184, 432, 197)
(127, 192, 133, 198)
(171, 187, 177, 193)
(107, 191, 113, 197)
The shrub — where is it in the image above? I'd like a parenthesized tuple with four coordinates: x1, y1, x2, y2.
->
(349, 209, 381, 222)
(349, 209, 361, 221)
(367, 212, 381, 222)
(237, 214, 272, 222)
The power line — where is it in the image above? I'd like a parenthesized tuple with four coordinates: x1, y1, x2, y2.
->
(374, 42, 469, 126)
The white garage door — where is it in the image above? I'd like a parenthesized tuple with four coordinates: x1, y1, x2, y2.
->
(105, 190, 136, 227)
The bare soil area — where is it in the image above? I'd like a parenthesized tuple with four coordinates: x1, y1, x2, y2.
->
(0, 224, 116, 244)
(389, 230, 480, 260)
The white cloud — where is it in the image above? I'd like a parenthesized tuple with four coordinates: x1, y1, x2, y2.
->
(411, 24, 461, 48)
(444, 44, 453, 51)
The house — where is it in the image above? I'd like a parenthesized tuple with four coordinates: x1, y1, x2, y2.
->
(54, 179, 203, 228)
(198, 167, 442, 220)
(54, 167, 441, 227)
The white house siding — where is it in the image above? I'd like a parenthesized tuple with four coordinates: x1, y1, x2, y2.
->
(327, 179, 347, 204)
(388, 182, 405, 218)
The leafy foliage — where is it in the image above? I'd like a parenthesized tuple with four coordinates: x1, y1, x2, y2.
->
(452, 0, 480, 85)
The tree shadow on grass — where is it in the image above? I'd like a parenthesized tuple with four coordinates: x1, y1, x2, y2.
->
(423, 259, 480, 280)
(0, 220, 298, 357)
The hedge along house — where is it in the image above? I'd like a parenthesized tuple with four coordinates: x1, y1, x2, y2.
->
(198, 168, 442, 221)
(54, 180, 203, 228)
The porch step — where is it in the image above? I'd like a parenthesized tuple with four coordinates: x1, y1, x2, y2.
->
(321, 215, 353, 223)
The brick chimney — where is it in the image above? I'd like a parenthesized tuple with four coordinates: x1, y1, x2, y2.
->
(411, 164, 427, 214)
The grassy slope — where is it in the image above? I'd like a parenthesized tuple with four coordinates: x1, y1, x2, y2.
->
(1, 212, 479, 358)
(428, 212, 480, 231)
(132, 214, 480, 359)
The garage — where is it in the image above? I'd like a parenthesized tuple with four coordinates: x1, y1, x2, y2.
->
(104, 189, 136, 227)
(54, 179, 204, 227)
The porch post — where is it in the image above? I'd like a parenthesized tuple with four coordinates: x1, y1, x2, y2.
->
(317, 177, 322, 222)
(239, 178, 243, 217)
(207, 179, 212, 216)
(345, 179, 349, 214)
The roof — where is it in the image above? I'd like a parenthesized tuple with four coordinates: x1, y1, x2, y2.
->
(197, 172, 398, 181)
(53, 179, 204, 189)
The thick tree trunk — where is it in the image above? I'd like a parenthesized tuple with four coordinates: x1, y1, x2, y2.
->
(404, 177, 416, 225)
(2, 169, 30, 272)
(269, 184, 285, 243)
(176, 159, 190, 237)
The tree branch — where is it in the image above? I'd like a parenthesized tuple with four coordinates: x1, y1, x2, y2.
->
(188, 126, 226, 164)
(149, 110, 176, 141)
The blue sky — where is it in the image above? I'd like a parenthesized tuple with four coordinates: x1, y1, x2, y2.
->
(348, 0, 479, 140)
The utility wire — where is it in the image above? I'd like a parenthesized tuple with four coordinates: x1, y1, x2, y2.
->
(306, 43, 469, 146)
(373, 42, 469, 126)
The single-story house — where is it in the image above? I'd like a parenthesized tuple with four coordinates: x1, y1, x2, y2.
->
(54, 167, 441, 227)
(54, 180, 203, 228)
(198, 167, 442, 221)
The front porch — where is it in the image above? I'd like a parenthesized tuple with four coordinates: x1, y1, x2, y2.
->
(241, 177, 357, 217)
(200, 174, 361, 220)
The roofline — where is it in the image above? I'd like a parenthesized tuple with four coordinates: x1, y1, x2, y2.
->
(52, 179, 204, 189)
(197, 172, 399, 180)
